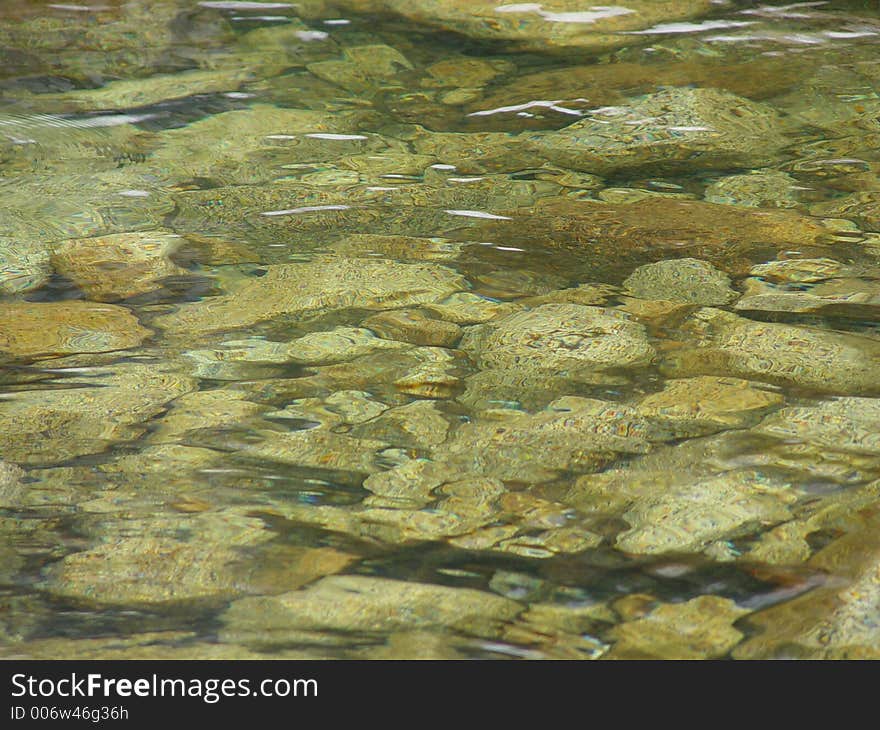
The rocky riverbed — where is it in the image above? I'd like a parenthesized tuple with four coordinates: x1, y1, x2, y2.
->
(2, 0, 880, 659)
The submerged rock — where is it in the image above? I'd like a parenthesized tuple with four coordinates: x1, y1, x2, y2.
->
(339, 1, 715, 53)
(469, 198, 836, 280)
(0, 363, 193, 464)
(0, 240, 51, 295)
(665, 308, 880, 395)
(307, 44, 413, 93)
(752, 397, 880, 460)
(614, 471, 795, 556)
(528, 88, 787, 175)
(40, 512, 271, 605)
(220, 575, 522, 646)
(745, 480, 880, 566)
(0, 301, 150, 360)
(50, 230, 189, 302)
(812, 192, 880, 233)
(704, 170, 803, 209)
(0, 461, 26, 508)
(735, 275, 880, 318)
(148, 104, 380, 186)
(154, 258, 467, 335)
(608, 596, 748, 659)
(351, 400, 451, 450)
(735, 505, 880, 659)
(623, 258, 737, 306)
(148, 390, 270, 443)
(437, 397, 654, 483)
(635, 376, 784, 438)
(461, 304, 654, 375)
(287, 327, 409, 365)
(363, 309, 462, 347)
(424, 293, 519, 325)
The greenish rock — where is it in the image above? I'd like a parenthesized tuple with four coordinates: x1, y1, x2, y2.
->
(614, 471, 795, 556)
(0, 363, 194, 465)
(704, 170, 803, 209)
(364, 309, 462, 347)
(735, 276, 880, 317)
(749, 258, 846, 284)
(0, 1, 222, 82)
(409, 129, 541, 174)
(335, 0, 716, 53)
(307, 44, 413, 93)
(623, 258, 737, 306)
(18, 444, 223, 511)
(598, 188, 696, 205)
(425, 57, 511, 89)
(424, 293, 519, 324)
(0, 240, 51, 295)
(528, 88, 788, 175)
(226, 426, 389, 477)
(220, 575, 522, 646)
(40, 512, 272, 605)
(351, 400, 451, 450)
(361, 458, 450, 507)
(664, 308, 880, 395)
(745, 480, 880, 566)
(753, 398, 880, 459)
(154, 258, 467, 335)
(519, 283, 618, 308)
(181, 338, 303, 381)
(149, 105, 382, 186)
(436, 397, 655, 483)
(734, 506, 880, 659)
(392, 346, 465, 400)
(268, 391, 390, 429)
(811, 192, 880, 233)
(24, 68, 259, 111)
(326, 234, 464, 263)
(0, 461, 26, 508)
(457, 367, 599, 412)
(288, 327, 409, 364)
(461, 304, 655, 375)
(148, 390, 270, 444)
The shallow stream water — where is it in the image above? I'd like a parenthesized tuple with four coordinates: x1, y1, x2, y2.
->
(2, 0, 880, 659)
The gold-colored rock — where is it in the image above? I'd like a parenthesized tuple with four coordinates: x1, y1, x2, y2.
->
(363, 309, 462, 347)
(615, 472, 795, 556)
(220, 575, 523, 646)
(342, 1, 716, 53)
(635, 376, 784, 438)
(735, 503, 880, 659)
(51, 230, 189, 302)
(607, 596, 748, 660)
(424, 293, 519, 324)
(461, 304, 655, 374)
(40, 512, 272, 605)
(665, 308, 880, 395)
(155, 258, 467, 335)
(623, 258, 737, 306)
(0, 363, 193, 464)
(0, 301, 150, 359)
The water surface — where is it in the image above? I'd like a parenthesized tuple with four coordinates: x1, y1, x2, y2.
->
(2, 0, 880, 659)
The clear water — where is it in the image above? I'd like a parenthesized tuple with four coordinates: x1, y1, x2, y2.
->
(2, 0, 880, 659)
